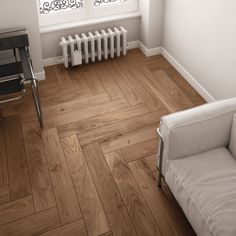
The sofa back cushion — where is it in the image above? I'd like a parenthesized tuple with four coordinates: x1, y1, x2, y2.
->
(229, 114, 236, 158)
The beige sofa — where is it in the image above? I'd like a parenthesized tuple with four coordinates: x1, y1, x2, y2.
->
(158, 98, 236, 236)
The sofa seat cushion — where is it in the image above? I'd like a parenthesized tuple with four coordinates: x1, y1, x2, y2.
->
(165, 147, 236, 236)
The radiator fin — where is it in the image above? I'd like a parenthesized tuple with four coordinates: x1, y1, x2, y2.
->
(60, 27, 128, 68)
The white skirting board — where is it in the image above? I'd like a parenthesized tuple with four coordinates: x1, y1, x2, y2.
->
(161, 48, 215, 103)
(35, 70, 46, 81)
(42, 41, 215, 102)
(138, 41, 162, 57)
(43, 57, 62, 67)
(24, 70, 45, 84)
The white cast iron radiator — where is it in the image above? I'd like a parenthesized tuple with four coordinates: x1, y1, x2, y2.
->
(60, 27, 128, 68)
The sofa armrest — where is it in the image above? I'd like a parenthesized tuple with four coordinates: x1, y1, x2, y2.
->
(159, 98, 236, 176)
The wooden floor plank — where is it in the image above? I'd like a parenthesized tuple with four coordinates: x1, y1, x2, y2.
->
(153, 70, 194, 110)
(83, 143, 137, 236)
(69, 67, 92, 96)
(42, 128, 82, 225)
(120, 50, 163, 67)
(22, 122, 56, 212)
(61, 136, 110, 236)
(53, 64, 74, 89)
(117, 62, 166, 112)
(37, 65, 91, 108)
(145, 56, 176, 73)
(40, 90, 81, 109)
(169, 73, 206, 106)
(146, 60, 205, 106)
(121, 138, 158, 163)
(78, 111, 163, 146)
(83, 66, 106, 95)
(106, 61, 144, 106)
(144, 154, 157, 172)
(0, 196, 34, 226)
(0, 207, 60, 236)
(0, 117, 8, 186)
(99, 231, 113, 236)
(0, 185, 10, 205)
(105, 151, 162, 236)
(129, 160, 195, 236)
(100, 125, 158, 154)
(43, 98, 129, 128)
(0, 86, 38, 118)
(139, 66, 183, 113)
(0, 107, 3, 118)
(22, 93, 111, 124)
(58, 104, 150, 138)
(39, 220, 88, 236)
(4, 115, 31, 200)
(93, 62, 124, 100)
(39, 66, 76, 104)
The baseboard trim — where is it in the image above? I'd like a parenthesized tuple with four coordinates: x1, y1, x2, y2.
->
(161, 48, 215, 103)
(138, 41, 162, 57)
(43, 57, 62, 67)
(42, 40, 160, 67)
(127, 41, 139, 50)
(35, 70, 46, 81)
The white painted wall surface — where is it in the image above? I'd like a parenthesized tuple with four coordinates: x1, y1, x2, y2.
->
(148, 0, 164, 48)
(41, 17, 141, 59)
(41, 0, 166, 59)
(163, 0, 236, 100)
(139, 0, 150, 47)
(139, 0, 164, 48)
(0, 0, 44, 75)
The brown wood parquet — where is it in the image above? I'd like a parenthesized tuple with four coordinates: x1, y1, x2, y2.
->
(0, 49, 205, 235)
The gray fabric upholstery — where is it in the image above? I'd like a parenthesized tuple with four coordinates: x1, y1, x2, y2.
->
(159, 98, 236, 236)
(229, 114, 236, 159)
(160, 98, 236, 175)
(165, 147, 236, 236)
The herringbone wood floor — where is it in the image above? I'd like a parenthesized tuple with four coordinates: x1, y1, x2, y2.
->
(0, 49, 205, 236)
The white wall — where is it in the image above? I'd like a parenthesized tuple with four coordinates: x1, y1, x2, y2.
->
(0, 0, 44, 76)
(139, 0, 164, 48)
(163, 0, 236, 100)
(41, 0, 166, 59)
(41, 17, 140, 59)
